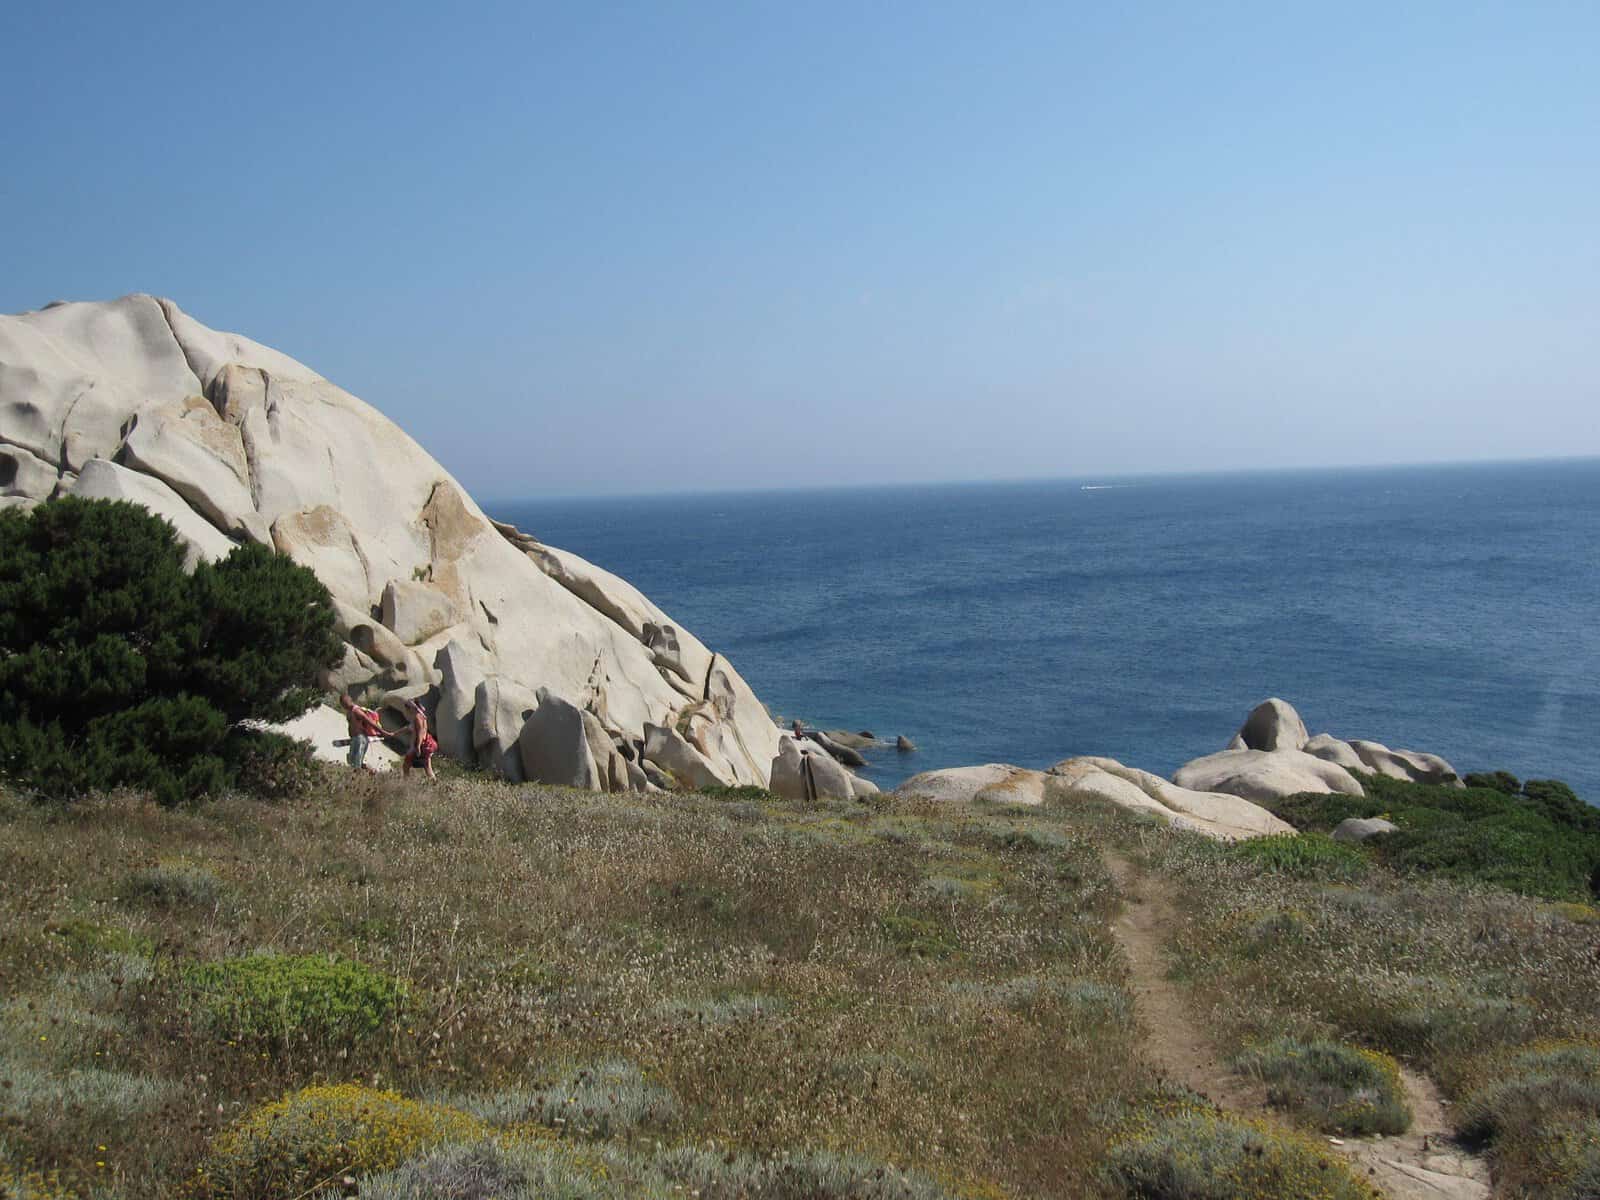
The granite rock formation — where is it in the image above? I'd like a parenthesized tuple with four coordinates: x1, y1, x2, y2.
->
(0, 295, 786, 789)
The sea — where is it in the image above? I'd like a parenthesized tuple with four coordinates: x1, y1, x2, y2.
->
(492, 459, 1599, 800)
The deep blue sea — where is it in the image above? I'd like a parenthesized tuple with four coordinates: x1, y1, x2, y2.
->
(492, 460, 1599, 800)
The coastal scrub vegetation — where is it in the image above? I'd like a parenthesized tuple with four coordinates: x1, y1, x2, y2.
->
(1099, 796, 1600, 1200)
(1260, 773, 1600, 901)
(0, 777, 1163, 1199)
(0, 497, 341, 806)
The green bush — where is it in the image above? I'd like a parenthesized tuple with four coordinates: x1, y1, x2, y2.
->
(0, 498, 341, 806)
(1231, 834, 1368, 881)
(1463, 770, 1520, 795)
(221, 728, 326, 802)
(196, 1084, 489, 1199)
(1262, 774, 1600, 901)
(186, 953, 405, 1047)
(1233, 1037, 1411, 1135)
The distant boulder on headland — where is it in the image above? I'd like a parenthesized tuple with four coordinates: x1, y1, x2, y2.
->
(1173, 697, 1461, 803)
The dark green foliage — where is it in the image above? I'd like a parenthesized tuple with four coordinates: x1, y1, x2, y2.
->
(1463, 770, 1521, 794)
(0, 498, 341, 805)
(221, 729, 326, 802)
(186, 953, 405, 1047)
(1260, 773, 1599, 902)
(699, 784, 781, 802)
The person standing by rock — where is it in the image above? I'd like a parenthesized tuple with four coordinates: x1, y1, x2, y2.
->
(403, 699, 438, 781)
(339, 693, 385, 772)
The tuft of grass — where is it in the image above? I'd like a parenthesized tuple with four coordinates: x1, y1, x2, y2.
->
(1233, 1037, 1411, 1135)
(119, 863, 224, 909)
(1104, 1097, 1382, 1200)
(878, 912, 958, 959)
(1455, 1041, 1600, 1199)
(185, 952, 405, 1047)
(1230, 834, 1368, 881)
(452, 1060, 677, 1139)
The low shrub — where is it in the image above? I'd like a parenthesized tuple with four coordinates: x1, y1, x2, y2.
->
(657, 992, 786, 1026)
(1230, 834, 1368, 881)
(1104, 1104, 1382, 1199)
(453, 1060, 678, 1139)
(878, 912, 957, 959)
(222, 729, 326, 802)
(1233, 1037, 1411, 1135)
(656, 1145, 956, 1200)
(45, 917, 154, 959)
(186, 953, 405, 1047)
(1265, 775, 1600, 901)
(1463, 770, 1521, 795)
(699, 784, 780, 803)
(1456, 1041, 1600, 1146)
(195, 1084, 490, 1199)
(1456, 1043, 1600, 1200)
(333, 1139, 611, 1200)
(120, 863, 224, 910)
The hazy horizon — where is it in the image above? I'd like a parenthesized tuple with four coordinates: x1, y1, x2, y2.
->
(4, 3, 1596, 498)
(474, 452, 1600, 504)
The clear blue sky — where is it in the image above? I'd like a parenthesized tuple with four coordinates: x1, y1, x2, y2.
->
(3, 2, 1596, 497)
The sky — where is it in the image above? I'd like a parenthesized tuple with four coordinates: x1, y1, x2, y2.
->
(2, 2, 1597, 498)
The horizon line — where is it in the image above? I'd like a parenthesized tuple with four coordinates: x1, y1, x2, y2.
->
(475, 452, 1600, 507)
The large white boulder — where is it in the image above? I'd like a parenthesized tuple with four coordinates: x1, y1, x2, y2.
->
(770, 734, 860, 802)
(1180, 700, 1462, 801)
(72, 458, 235, 569)
(895, 764, 1050, 807)
(1051, 756, 1296, 840)
(1233, 697, 1309, 752)
(1173, 747, 1366, 803)
(518, 689, 602, 789)
(0, 295, 783, 789)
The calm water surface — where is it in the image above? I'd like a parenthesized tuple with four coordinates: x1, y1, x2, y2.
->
(493, 460, 1599, 797)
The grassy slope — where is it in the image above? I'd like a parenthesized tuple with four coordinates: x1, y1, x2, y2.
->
(1, 775, 1595, 1199)
(0, 776, 1135, 1200)
(1121, 814, 1600, 1199)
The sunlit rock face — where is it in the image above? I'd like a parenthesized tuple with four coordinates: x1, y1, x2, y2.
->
(0, 294, 781, 788)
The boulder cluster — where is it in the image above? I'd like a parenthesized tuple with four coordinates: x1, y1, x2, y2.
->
(892, 698, 1459, 842)
(0, 295, 798, 793)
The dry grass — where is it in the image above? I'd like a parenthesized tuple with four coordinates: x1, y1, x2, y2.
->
(1087, 802, 1600, 1199)
(0, 778, 1137, 1199)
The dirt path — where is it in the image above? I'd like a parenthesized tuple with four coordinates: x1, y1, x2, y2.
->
(1105, 851, 1490, 1200)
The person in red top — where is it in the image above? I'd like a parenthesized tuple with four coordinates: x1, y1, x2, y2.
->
(339, 693, 385, 772)
(403, 698, 438, 781)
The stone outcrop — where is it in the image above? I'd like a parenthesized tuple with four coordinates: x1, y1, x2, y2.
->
(770, 735, 876, 802)
(893, 757, 1289, 841)
(1174, 698, 1461, 804)
(0, 294, 784, 786)
(1173, 748, 1366, 804)
(1051, 757, 1297, 840)
(1332, 817, 1399, 843)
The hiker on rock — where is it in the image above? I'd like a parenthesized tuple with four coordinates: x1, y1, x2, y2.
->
(339, 693, 385, 772)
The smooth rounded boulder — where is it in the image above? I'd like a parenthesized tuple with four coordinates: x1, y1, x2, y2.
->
(1173, 748, 1365, 804)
